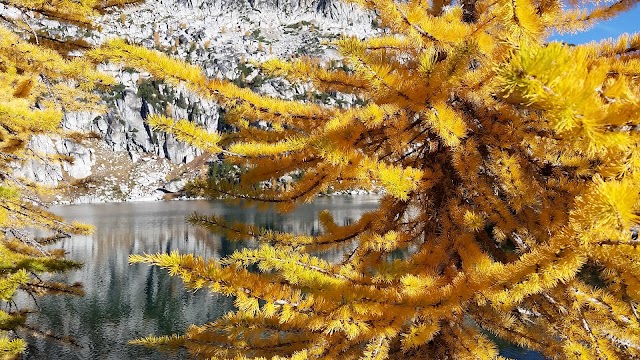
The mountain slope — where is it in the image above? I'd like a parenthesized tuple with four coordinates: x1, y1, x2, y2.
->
(9, 0, 374, 203)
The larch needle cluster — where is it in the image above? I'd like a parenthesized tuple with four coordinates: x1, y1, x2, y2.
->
(94, 0, 640, 358)
(0, 1, 135, 357)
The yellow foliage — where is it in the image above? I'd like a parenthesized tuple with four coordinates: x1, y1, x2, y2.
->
(463, 210, 485, 231)
(374, 162, 423, 200)
(0, 335, 26, 360)
(425, 102, 468, 147)
(0, 1, 123, 357)
(111, 0, 640, 358)
(147, 115, 222, 153)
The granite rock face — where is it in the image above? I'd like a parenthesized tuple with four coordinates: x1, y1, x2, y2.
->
(11, 0, 375, 202)
(96, 71, 221, 164)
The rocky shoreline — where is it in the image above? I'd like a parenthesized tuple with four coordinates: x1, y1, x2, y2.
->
(45, 139, 381, 205)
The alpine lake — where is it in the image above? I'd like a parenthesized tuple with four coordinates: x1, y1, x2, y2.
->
(19, 196, 545, 359)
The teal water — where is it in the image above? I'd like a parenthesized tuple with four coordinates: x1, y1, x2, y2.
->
(19, 197, 544, 359)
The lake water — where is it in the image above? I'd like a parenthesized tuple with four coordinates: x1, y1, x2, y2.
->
(21, 196, 544, 359)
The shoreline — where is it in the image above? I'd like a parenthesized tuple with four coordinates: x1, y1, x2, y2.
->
(50, 189, 384, 207)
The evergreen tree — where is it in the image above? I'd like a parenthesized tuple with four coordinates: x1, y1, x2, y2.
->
(96, 0, 640, 358)
(0, 1, 134, 357)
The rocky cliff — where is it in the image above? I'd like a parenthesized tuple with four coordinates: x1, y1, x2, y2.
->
(10, 0, 375, 203)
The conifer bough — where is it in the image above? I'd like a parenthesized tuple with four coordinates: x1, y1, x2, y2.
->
(0, 1, 133, 357)
(98, 0, 640, 358)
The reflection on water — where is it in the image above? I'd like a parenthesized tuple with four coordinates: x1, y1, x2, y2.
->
(21, 196, 381, 359)
(20, 196, 544, 359)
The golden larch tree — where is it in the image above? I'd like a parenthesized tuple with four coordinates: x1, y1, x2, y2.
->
(0, 0, 137, 357)
(93, 0, 640, 358)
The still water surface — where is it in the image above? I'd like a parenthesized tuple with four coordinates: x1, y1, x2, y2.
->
(22, 197, 544, 359)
